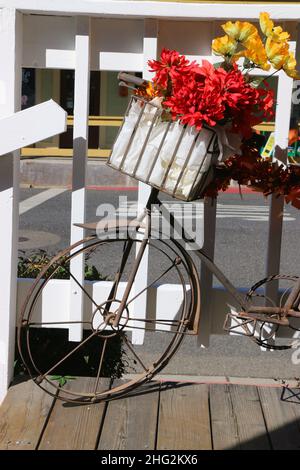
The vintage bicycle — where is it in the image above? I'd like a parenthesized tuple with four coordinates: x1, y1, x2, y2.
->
(18, 73, 300, 404)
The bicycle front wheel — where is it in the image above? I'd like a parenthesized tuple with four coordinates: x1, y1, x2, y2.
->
(18, 230, 200, 403)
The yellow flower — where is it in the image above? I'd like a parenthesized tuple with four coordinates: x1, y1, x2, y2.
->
(265, 36, 290, 69)
(259, 12, 290, 42)
(259, 12, 273, 36)
(243, 34, 270, 70)
(272, 26, 290, 43)
(212, 35, 238, 57)
(283, 51, 300, 79)
(222, 21, 258, 44)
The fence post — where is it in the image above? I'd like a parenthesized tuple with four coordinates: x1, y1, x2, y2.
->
(69, 16, 91, 341)
(265, 68, 294, 302)
(0, 8, 22, 403)
(198, 198, 217, 347)
(131, 19, 158, 345)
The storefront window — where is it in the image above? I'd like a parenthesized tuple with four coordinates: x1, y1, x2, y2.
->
(21, 68, 35, 110)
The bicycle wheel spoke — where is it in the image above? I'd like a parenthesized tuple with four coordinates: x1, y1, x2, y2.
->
(106, 239, 134, 311)
(126, 317, 183, 326)
(63, 264, 101, 312)
(93, 337, 108, 395)
(39, 329, 99, 379)
(122, 333, 148, 372)
(121, 322, 188, 334)
(127, 261, 178, 307)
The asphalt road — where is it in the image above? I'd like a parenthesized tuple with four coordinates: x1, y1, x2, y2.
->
(18, 187, 300, 378)
(19, 187, 300, 288)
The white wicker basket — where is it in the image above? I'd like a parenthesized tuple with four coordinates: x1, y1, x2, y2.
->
(107, 95, 220, 201)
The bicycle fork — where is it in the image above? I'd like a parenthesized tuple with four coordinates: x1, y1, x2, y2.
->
(112, 188, 159, 328)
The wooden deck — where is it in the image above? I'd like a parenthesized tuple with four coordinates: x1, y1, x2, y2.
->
(0, 378, 300, 450)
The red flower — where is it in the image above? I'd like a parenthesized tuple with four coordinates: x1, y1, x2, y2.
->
(148, 48, 197, 90)
(222, 68, 274, 137)
(147, 49, 275, 137)
(163, 60, 226, 129)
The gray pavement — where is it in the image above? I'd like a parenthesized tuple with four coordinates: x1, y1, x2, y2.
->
(19, 187, 300, 288)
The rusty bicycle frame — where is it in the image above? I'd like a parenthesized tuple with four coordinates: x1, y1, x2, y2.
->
(108, 72, 300, 341)
(96, 184, 300, 343)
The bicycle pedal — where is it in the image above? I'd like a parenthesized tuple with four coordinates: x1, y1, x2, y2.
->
(238, 310, 289, 326)
(223, 312, 256, 337)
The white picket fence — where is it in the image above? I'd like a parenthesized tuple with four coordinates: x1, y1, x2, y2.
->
(0, 2, 300, 403)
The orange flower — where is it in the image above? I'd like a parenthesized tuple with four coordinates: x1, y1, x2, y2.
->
(135, 81, 160, 100)
(243, 34, 270, 70)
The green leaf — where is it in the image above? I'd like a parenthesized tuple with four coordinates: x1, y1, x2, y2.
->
(49, 375, 76, 387)
(213, 61, 225, 69)
(249, 77, 265, 88)
(243, 57, 252, 69)
(84, 355, 89, 364)
(59, 377, 67, 386)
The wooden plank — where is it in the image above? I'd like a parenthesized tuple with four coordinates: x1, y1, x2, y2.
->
(288, 388, 300, 421)
(98, 381, 159, 450)
(99, 52, 143, 72)
(0, 100, 67, 156)
(157, 383, 212, 450)
(258, 387, 300, 450)
(0, 379, 55, 450)
(210, 384, 240, 450)
(7, 1, 300, 21)
(229, 385, 270, 450)
(38, 377, 109, 450)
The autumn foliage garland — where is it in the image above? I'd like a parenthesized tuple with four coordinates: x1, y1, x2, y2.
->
(204, 147, 300, 210)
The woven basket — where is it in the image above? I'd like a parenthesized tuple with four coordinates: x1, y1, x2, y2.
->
(107, 95, 220, 201)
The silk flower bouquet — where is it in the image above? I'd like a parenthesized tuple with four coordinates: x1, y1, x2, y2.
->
(109, 13, 300, 203)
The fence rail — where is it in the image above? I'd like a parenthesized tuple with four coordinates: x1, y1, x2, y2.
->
(20, 119, 276, 159)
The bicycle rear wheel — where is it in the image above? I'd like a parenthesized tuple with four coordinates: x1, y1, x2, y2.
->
(18, 230, 200, 403)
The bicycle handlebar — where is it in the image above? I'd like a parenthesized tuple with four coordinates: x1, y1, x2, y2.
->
(117, 72, 149, 87)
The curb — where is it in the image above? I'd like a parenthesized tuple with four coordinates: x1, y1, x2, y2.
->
(124, 374, 300, 388)
(20, 158, 135, 188)
(20, 157, 253, 194)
